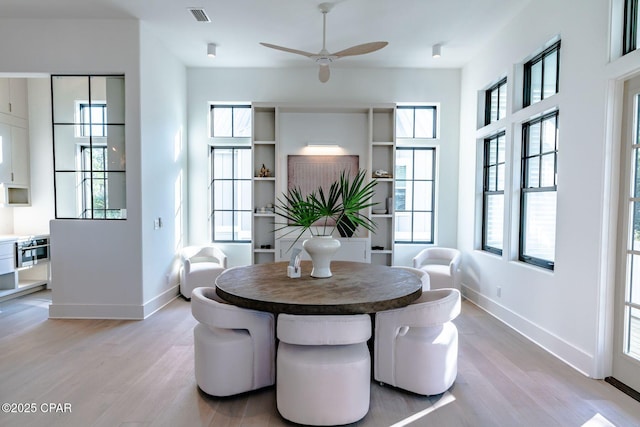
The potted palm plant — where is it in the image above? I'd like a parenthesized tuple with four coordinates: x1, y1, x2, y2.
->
(275, 169, 377, 278)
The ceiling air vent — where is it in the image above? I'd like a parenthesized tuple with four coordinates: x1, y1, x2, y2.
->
(188, 8, 211, 23)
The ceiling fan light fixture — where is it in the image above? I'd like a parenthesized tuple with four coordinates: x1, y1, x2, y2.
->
(207, 43, 217, 58)
(260, 2, 388, 83)
(432, 44, 442, 58)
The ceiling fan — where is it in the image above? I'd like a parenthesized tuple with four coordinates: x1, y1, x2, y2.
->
(260, 2, 388, 83)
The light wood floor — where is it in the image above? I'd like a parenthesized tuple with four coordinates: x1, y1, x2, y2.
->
(1, 290, 639, 427)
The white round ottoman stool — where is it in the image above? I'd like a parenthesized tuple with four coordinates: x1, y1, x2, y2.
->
(276, 313, 371, 426)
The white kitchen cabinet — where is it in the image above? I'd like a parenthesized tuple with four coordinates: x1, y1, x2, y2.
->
(0, 78, 28, 119)
(0, 123, 30, 205)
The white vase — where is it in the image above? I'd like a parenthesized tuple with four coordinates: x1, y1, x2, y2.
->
(303, 236, 341, 278)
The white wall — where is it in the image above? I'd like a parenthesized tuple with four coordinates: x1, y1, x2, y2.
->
(187, 67, 461, 265)
(139, 23, 187, 314)
(0, 19, 144, 318)
(458, 0, 614, 377)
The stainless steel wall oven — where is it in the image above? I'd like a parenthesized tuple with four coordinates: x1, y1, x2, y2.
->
(15, 236, 50, 268)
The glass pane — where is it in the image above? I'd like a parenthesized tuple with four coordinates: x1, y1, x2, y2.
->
(53, 125, 81, 170)
(633, 148, 640, 198)
(395, 150, 413, 179)
(91, 76, 125, 124)
(523, 191, 556, 262)
(543, 50, 558, 99)
(412, 212, 432, 242)
(485, 194, 504, 250)
(540, 154, 556, 187)
(630, 254, 640, 306)
(236, 211, 252, 241)
(414, 108, 434, 138)
(214, 180, 233, 210)
(213, 149, 233, 179)
(526, 156, 540, 188)
(105, 125, 126, 170)
(213, 107, 232, 137)
(631, 201, 640, 251)
(497, 164, 505, 191)
(487, 165, 497, 191)
(530, 60, 543, 104)
(624, 306, 640, 360)
(394, 212, 412, 242)
(489, 89, 498, 123)
(236, 149, 252, 179)
(92, 172, 106, 213)
(235, 180, 252, 210)
(103, 172, 126, 213)
(498, 84, 507, 120)
(413, 150, 432, 179)
(396, 108, 414, 138)
(488, 140, 497, 164)
(527, 122, 541, 156)
(497, 134, 506, 163)
(413, 181, 433, 211)
(233, 107, 252, 137)
(403, 181, 414, 211)
(55, 171, 81, 218)
(394, 186, 407, 211)
(52, 76, 89, 123)
(542, 116, 557, 152)
(214, 211, 233, 240)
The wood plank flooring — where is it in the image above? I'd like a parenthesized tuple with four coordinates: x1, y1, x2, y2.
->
(1, 290, 639, 427)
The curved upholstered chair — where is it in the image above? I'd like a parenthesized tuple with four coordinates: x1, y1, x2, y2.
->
(191, 286, 275, 397)
(413, 247, 461, 290)
(391, 265, 430, 291)
(374, 288, 461, 396)
(276, 314, 372, 426)
(180, 245, 227, 298)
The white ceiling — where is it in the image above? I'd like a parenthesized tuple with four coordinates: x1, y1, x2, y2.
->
(1, 0, 530, 69)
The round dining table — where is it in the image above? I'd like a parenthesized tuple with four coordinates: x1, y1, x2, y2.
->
(215, 261, 422, 315)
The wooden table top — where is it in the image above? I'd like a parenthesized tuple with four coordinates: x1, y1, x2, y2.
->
(215, 261, 422, 315)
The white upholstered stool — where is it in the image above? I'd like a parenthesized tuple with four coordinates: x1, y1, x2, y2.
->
(374, 288, 461, 396)
(191, 287, 275, 397)
(276, 314, 371, 426)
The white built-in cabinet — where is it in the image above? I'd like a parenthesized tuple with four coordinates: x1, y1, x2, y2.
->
(0, 78, 30, 206)
(251, 103, 396, 265)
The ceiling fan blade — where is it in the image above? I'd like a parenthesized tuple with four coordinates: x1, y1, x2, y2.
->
(319, 65, 330, 83)
(259, 42, 315, 58)
(333, 41, 389, 58)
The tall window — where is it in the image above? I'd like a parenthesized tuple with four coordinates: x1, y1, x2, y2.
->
(485, 78, 507, 125)
(52, 75, 126, 220)
(483, 132, 506, 254)
(523, 41, 560, 107)
(520, 111, 558, 269)
(210, 147, 252, 242)
(624, 0, 639, 54)
(396, 106, 437, 139)
(394, 147, 436, 243)
(210, 105, 251, 137)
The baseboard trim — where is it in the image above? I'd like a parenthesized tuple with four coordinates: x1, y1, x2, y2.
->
(605, 377, 640, 403)
(462, 284, 595, 377)
(143, 285, 179, 319)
